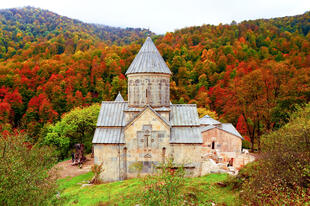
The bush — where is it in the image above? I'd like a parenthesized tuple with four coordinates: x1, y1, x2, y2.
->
(0, 133, 58, 206)
(129, 161, 143, 177)
(241, 139, 251, 149)
(228, 104, 310, 205)
(225, 160, 262, 190)
(90, 163, 103, 185)
(139, 159, 193, 205)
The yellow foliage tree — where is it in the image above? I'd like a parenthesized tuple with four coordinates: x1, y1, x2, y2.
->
(197, 108, 218, 119)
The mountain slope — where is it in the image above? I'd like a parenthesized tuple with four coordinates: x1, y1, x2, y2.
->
(0, 8, 309, 148)
(0, 7, 153, 59)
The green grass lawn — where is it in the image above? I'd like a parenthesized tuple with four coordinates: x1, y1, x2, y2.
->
(56, 172, 239, 205)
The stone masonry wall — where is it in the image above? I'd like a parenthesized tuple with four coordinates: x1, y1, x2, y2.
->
(124, 108, 171, 179)
(94, 144, 122, 182)
(127, 74, 170, 108)
(168, 144, 202, 177)
(201, 128, 242, 154)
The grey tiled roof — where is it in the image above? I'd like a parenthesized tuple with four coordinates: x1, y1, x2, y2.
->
(220, 123, 243, 139)
(92, 127, 124, 143)
(199, 115, 221, 125)
(200, 123, 243, 140)
(200, 125, 216, 132)
(170, 127, 203, 143)
(96, 101, 128, 126)
(115, 92, 124, 102)
(125, 37, 172, 75)
(170, 104, 200, 126)
(94, 102, 204, 144)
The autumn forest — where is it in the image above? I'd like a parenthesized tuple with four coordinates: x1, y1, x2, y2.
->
(0, 6, 310, 151)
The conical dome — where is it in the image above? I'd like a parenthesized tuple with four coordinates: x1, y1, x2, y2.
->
(125, 37, 172, 75)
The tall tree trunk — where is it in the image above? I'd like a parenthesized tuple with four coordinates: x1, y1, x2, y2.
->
(250, 131, 255, 152)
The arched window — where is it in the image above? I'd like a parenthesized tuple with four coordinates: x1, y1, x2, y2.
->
(123, 147, 127, 180)
(162, 147, 166, 163)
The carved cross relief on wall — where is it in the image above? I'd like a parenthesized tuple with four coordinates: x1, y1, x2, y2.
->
(137, 125, 153, 150)
(137, 125, 165, 158)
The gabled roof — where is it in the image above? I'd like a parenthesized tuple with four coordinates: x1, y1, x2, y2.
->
(220, 123, 243, 139)
(114, 92, 124, 102)
(170, 127, 203, 143)
(92, 127, 124, 144)
(199, 115, 221, 125)
(200, 123, 244, 140)
(125, 37, 172, 75)
(169, 104, 202, 143)
(96, 101, 128, 126)
(170, 104, 200, 126)
(124, 105, 170, 129)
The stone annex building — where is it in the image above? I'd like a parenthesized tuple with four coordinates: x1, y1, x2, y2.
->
(92, 37, 247, 182)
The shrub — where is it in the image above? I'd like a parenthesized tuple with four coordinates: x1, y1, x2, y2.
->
(225, 160, 262, 190)
(129, 161, 143, 177)
(0, 133, 58, 206)
(139, 159, 188, 205)
(90, 163, 103, 185)
(241, 139, 251, 149)
(228, 104, 310, 205)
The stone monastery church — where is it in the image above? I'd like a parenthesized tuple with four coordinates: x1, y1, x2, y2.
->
(92, 37, 246, 182)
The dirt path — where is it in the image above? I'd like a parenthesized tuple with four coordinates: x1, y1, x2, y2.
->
(55, 154, 94, 179)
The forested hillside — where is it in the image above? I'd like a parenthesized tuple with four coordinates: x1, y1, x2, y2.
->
(0, 7, 152, 59)
(155, 12, 310, 149)
(0, 7, 309, 151)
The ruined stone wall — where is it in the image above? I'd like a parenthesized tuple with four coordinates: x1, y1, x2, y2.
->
(127, 74, 170, 108)
(201, 128, 242, 154)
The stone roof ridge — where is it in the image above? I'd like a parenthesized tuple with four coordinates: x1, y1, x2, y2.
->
(114, 92, 125, 102)
(125, 37, 172, 75)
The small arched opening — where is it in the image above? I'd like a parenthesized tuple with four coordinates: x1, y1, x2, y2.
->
(212, 141, 215, 149)
(162, 147, 166, 163)
(123, 147, 127, 180)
